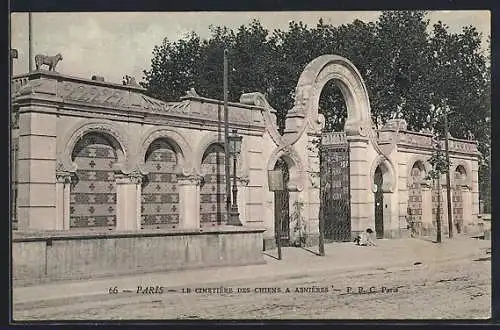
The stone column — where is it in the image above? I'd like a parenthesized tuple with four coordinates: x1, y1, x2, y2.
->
(347, 136, 370, 238)
(177, 175, 202, 229)
(237, 177, 250, 226)
(115, 172, 143, 231)
(55, 171, 72, 230)
(17, 109, 58, 230)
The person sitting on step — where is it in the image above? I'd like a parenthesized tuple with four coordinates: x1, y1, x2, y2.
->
(354, 228, 376, 246)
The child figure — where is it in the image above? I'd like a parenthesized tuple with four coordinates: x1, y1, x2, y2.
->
(354, 228, 376, 246)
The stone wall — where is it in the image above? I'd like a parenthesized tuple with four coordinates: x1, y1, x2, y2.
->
(12, 71, 276, 238)
(13, 227, 265, 285)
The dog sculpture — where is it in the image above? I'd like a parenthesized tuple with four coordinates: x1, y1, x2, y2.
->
(35, 53, 63, 71)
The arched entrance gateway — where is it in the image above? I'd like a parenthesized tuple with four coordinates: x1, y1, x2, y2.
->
(272, 55, 386, 243)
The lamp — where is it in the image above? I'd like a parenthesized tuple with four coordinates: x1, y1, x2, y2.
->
(228, 129, 243, 226)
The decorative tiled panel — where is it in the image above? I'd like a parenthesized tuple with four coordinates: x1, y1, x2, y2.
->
(70, 134, 117, 230)
(408, 167, 423, 223)
(141, 141, 179, 229)
(200, 146, 227, 227)
(431, 188, 445, 223)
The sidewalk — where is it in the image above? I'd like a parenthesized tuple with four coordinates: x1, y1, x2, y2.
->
(13, 235, 490, 305)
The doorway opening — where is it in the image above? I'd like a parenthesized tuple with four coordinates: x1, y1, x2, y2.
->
(274, 158, 290, 247)
(374, 165, 384, 238)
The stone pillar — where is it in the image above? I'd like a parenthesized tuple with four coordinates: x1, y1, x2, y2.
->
(441, 182, 449, 235)
(462, 186, 473, 233)
(237, 177, 250, 225)
(55, 171, 72, 230)
(347, 136, 370, 237)
(17, 109, 58, 230)
(178, 175, 202, 229)
(421, 183, 432, 236)
(115, 172, 142, 231)
(471, 159, 480, 220)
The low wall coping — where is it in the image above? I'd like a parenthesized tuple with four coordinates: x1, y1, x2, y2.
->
(12, 226, 266, 243)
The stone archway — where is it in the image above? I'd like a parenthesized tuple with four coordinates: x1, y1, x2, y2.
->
(277, 55, 385, 243)
(370, 156, 396, 239)
(283, 55, 373, 145)
(266, 145, 307, 247)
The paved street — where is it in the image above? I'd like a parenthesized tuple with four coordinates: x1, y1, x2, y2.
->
(13, 236, 491, 321)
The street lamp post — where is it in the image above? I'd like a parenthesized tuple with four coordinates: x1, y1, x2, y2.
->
(29, 12, 33, 72)
(228, 129, 243, 226)
(223, 49, 231, 223)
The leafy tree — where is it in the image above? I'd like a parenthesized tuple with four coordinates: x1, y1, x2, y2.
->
(425, 137, 450, 243)
(141, 12, 490, 193)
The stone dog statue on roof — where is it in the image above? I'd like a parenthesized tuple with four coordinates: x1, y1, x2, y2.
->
(35, 53, 63, 71)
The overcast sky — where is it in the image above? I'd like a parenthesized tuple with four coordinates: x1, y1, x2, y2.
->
(10, 11, 490, 84)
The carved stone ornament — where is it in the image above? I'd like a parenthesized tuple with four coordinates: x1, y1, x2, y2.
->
(127, 169, 144, 184)
(14, 80, 43, 97)
(35, 53, 63, 71)
(122, 75, 140, 87)
(177, 174, 202, 186)
(56, 170, 72, 184)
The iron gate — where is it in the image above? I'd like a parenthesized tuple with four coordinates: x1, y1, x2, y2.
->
(274, 158, 290, 246)
(374, 166, 384, 238)
(320, 144, 351, 242)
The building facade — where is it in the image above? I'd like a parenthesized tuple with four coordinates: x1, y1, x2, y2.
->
(11, 55, 483, 257)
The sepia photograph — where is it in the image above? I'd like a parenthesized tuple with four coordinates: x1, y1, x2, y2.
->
(10, 10, 491, 321)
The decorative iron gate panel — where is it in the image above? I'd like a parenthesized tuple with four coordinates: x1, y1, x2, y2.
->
(141, 140, 179, 229)
(274, 158, 290, 245)
(70, 134, 117, 230)
(200, 145, 227, 227)
(320, 144, 351, 242)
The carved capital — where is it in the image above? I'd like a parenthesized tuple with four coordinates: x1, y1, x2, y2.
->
(115, 170, 143, 184)
(56, 171, 72, 184)
(128, 170, 144, 184)
(178, 174, 203, 186)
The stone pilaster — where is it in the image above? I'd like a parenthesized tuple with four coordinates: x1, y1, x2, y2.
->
(471, 159, 480, 219)
(17, 108, 58, 230)
(421, 183, 432, 236)
(115, 171, 143, 231)
(461, 186, 474, 234)
(177, 175, 202, 229)
(347, 136, 370, 235)
(236, 177, 250, 225)
(55, 171, 72, 230)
